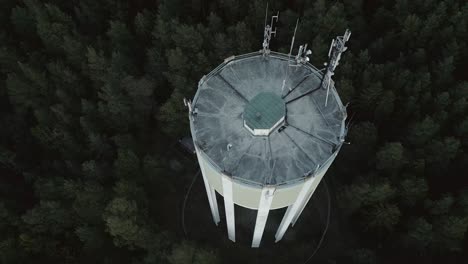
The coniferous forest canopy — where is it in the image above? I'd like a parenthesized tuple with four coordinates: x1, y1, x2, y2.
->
(0, 0, 467, 263)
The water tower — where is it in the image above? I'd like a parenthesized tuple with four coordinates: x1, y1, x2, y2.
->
(186, 13, 350, 247)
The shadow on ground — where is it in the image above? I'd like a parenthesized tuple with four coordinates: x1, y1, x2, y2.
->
(181, 171, 346, 264)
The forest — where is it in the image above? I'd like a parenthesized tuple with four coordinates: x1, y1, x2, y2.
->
(0, 0, 467, 263)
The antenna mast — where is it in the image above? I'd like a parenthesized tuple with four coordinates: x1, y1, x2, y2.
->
(322, 29, 351, 107)
(288, 19, 299, 60)
(183, 97, 197, 121)
(281, 19, 299, 94)
(262, 4, 279, 57)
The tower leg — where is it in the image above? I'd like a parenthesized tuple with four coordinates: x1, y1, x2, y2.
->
(292, 153, 337, 226)
(222, 175, 236, 242)
(291, 176, 322, 226)
(251, 187, 275, 248)
(275, 176, 317, 242)
(209, 187, 220, 224)
(195, 147, 220, 225)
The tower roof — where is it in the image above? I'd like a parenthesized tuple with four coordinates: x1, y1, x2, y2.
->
(190, 52, 347, 187)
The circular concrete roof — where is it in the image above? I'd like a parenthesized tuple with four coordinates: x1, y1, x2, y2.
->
(190, 52, 347, 187)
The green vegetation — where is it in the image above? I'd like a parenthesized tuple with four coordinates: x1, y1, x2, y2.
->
(0, 0, 467, 263)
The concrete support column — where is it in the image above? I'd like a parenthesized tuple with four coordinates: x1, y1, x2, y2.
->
(209, 187, 220, 223)
(222, 175, 236, 242)
(292, 153, 337, 226)
(195, 147, 220, 225)
(275, 176, 317, 242)
(251, 187, 275, 248)
(291, 173, 322, 227)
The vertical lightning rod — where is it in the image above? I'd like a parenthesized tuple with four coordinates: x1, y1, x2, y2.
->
(282, 19, 299, 94)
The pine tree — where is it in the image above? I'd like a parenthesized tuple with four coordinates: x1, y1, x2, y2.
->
(103, 197, 141, 248)
(407, 116, 439, 146)
(363, 203, 401, 232)
(168, 241, 219, 264)
(357, 81, 384, 113)
(343, 122, 378, 166)
(404, 217, 433, 251)
(424, 137, 460, 168)
(22, 200, 74, 236)
(347, 248, 377, 264)
(114, 148, 140, 179)
(428, 195, 454, 216)
(107, 20, 135, 56)
(134, 10, 155, 40)
(75, 225, 106, 251)
(434, 215, 468, 252)
(25, 1, 75, 54)
(399, 177, 428, 207)
(376, 142, 405, 171)
(10, 6, 36, 39)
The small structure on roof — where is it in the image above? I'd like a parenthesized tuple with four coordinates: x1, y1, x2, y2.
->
(243, 92, 285, 136)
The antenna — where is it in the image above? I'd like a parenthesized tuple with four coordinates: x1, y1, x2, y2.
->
(183, 97, 195, 121)
(322, 29, 351, 107)
(262, 5, 279, 57)
(183, 98, 192, 112)
(289, 19, 299, 58)
(270, 11, 279, 37)
(281, 19, 299, 94)
(295, 43, 312, 64)
(328, 39, 335, 57)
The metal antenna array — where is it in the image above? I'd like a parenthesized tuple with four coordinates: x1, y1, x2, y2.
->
(322, 29, 351, 107)
(295, 44, 312, 64)
(183, 98, 197, 121)
(262, 3, 279, 57)
(183, 98, 192, 113)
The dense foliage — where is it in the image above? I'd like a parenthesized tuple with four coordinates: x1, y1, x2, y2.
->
(0, 0, 467, 263)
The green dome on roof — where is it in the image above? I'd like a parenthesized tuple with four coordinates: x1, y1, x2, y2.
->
(243, 92, 285, 136)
